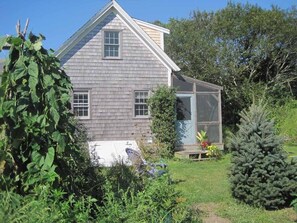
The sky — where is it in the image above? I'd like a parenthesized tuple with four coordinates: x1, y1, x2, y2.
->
(0, 0, 296, 58)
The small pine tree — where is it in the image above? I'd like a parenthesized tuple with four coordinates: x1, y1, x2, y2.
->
(229, 103, 297, 209)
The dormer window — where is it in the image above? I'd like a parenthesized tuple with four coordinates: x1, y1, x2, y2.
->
(103, 30, 121, 59)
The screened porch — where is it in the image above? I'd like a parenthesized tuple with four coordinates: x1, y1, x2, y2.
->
(173, 74, 223, 149)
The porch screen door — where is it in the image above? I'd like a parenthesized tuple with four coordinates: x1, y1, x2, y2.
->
(176, 94, 196, 145)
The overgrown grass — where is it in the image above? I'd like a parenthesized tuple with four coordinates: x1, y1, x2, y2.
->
(169, 146, 297, 223)
(285, 144, 297, 158)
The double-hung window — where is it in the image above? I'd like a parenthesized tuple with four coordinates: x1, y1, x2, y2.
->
(73, 90, 90, 119)
(104, 31, 121, 58)
(134, 91, 149, 117)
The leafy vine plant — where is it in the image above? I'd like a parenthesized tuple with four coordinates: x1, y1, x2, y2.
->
(0, 21, 80, 194)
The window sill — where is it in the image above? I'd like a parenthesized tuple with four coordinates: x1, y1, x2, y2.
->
(102, 57, 123, 60)
(76, 117, 91, 120)
(133, 116, 150, 120)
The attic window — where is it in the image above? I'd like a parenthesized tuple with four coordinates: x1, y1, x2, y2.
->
(103, 31, 121, 58)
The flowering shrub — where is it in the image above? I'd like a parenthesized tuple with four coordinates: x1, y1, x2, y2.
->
(206, 145, 222, 158)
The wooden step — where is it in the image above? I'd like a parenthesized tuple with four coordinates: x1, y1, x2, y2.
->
(175, 150, 211, 161)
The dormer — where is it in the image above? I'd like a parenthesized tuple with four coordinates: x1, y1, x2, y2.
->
(134, 19, 169, 50)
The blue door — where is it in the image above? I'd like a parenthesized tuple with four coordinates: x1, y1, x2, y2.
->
(176, 94, 196, 145)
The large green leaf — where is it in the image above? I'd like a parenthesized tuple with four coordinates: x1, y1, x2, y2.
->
(13, 59, 27, 81)
(2, 101, 15, 113)
(46, 88, 58, 109)
(31, 150, 42, 164)
(28, 61, 39, 102)
(10, 37, 23, 46)
(60, 93, 70, 103)
(16, 104, 28, 112)
(42, 147, 55, 171)
(28, 76, 38, 103)
(50, 107, 60, 126)
(0, 36, 8, 50)
(43, 75, 54, 87)
(33, 40, 42, 51)
(28, 61, 38, 78)
(52, 131, 62, 142)
(51, 73, 61, 80)
(52, 131, 66, 153)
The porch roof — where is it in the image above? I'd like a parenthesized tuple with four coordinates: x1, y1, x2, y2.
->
(173, 74, 223, 92)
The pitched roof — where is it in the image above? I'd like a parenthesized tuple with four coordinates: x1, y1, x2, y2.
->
(133, 19, 170, 34)
(174, 73, 223, 91)
(56, 1, 180, 72)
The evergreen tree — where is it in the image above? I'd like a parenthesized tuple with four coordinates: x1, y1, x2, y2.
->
(229, 103, 297, 209)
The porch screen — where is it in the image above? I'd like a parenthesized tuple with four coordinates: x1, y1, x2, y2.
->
(196, 93, 220, 143)
(197, 94, 219, 122)
(197, 124, 220, 143)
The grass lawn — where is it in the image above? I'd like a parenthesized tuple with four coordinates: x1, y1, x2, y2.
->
(168, 145, 297, 223)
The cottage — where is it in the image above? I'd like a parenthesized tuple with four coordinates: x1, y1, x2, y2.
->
(54, 0, 223, 164)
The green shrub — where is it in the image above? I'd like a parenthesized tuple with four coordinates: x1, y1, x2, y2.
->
(100, 160, 146, 197)
(0, 186, 97, 223)
(148, 85, 177, 157)
(206, 145, 222, 159)
(229, 103, 297, 209)
(97, 174, 194, 222)
(138, 139, 171, 161)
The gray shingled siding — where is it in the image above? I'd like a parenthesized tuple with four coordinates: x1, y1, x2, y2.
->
(0, 60, 4, 73)
(60, 12, 169, 141)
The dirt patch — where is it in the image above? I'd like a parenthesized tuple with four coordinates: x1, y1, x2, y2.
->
(192, 202, 231, 223)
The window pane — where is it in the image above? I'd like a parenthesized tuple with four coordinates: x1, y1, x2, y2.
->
(73, 91, 89, 118)
(196, 83, 219, 92)
(104, 31, 120, 58)
(173, 75, 193, 92)
(104, 45, 119, 57)
(176, 97, 191, 121)
(197, 93, 219, 122)
(134, 91, 149, 117)
(197, 124, 220, 143)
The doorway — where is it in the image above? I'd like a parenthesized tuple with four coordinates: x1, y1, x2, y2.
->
(176, 94, 196, 145)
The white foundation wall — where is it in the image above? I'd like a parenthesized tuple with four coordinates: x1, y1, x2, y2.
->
(88, 140, 140, 167)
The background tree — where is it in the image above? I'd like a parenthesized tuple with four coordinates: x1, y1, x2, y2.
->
(165, 4, 297, 127)
(229, 103, 297, 209)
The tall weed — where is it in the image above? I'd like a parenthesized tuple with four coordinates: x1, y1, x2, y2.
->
(0, 186, 97, 223)
(269, 99, 297, 144)
(97, 174, 194, 222)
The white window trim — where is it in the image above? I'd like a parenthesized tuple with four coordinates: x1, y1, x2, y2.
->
(134, 90, 150, 118)
(102, 29, 123, 59)
(72, 90, 91, 119)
